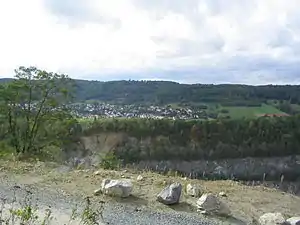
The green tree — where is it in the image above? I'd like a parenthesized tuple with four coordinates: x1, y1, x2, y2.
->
(0, 66, 74, 155)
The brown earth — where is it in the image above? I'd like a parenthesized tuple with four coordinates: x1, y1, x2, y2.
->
(1, 160, 299, 224)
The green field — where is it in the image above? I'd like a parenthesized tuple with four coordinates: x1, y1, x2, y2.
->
(219, 104, 286, 119)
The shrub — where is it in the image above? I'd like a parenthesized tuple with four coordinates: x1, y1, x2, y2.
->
(100, 151, 121, 170)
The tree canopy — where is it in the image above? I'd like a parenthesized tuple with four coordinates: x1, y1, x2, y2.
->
(0, 66, 75, 155)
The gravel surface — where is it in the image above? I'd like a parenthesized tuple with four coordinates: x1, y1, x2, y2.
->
(0, 176, 242, 225)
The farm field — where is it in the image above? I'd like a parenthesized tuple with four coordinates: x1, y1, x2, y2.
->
(218, 104, 287, 119)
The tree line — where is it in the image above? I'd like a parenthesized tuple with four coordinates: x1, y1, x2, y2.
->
(73, 80, 300, 105)
(4, 78, 300, 106)
(85, 116, 300, 163)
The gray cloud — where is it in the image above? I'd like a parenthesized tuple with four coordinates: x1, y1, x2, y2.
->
(41, 0, 300, 84)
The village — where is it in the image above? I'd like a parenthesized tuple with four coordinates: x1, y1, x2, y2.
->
(68, 102, 213, 120)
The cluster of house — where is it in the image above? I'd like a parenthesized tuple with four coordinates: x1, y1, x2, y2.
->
(69, 102, 209, 120)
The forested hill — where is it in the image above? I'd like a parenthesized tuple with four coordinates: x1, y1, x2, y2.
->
(75, 80, 300, 105)
(2, 78, 300, 105)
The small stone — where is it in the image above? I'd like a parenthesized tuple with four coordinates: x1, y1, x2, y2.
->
(197, 209, 208, 215)
(94, 188, 102, 196)
(137, 175, 144, 181)
(186, 183, 201, 197)
(134, 207, 142, 212)
(94, 170, 101, 175)
(219, 191, 227, 197)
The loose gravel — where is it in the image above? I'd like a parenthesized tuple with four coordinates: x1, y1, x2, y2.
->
(0, 176, 243, 225)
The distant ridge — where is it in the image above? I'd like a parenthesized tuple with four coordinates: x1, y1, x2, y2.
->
(0, 77, 300, 105)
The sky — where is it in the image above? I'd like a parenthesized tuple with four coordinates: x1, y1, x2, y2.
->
(1, 0, 300, 84)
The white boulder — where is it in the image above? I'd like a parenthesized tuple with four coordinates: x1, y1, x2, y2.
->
(186, 183, 201, 197)
(157, 183, 182, 205)
(258, 213, 287, 225)
(196, 193, 230, 216)
(101, 179, 133, 198)
(286, 217, 300, 225)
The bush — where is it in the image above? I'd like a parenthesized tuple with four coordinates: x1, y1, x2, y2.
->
(220, 109, 229, 114)
(100, 151, 121, 170)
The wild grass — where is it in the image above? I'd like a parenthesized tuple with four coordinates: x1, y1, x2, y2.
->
(0, 186, 105, 225)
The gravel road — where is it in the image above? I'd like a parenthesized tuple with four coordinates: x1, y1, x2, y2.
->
(0, 176, 242, 225)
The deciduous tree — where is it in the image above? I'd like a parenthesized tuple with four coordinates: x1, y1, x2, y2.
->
(0, 66, 74, 155)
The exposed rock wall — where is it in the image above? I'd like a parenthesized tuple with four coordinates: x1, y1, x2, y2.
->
(67, 132, 300, 182)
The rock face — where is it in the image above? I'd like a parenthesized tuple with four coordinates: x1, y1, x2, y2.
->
(196, 193, 230, 216)
(186, 183, 201, 197)
(286, 217, 300, 225)
(258, 213, 287, 225)
(101, 179, 133, 198)
(157, 183, 182, 205)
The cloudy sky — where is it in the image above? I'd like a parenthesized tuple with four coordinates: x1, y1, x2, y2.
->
(1, 0, 300, 84)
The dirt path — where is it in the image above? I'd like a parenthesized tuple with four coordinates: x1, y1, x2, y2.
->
(0, 160, 299, 224)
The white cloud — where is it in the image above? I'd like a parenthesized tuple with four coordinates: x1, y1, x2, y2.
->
(1, 0, 300, 84)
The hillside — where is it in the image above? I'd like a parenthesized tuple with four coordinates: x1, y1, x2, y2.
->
(74, 80, 300, 105)
(2, 78, 300, 105)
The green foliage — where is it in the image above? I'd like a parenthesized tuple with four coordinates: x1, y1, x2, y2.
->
(82, 116, 300, 162)
(2, 77, 300, 107)
(0, 141, 15, 159)
(70, 80, 300, 105)
(0, 66, 75, 157)
(219, 104, 285, 119)
(100, 151, 121, 170)
(9, 206, 40, 224)
(79, 197, 104, 225)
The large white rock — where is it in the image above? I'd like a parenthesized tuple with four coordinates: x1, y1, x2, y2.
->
(101, 179, 133, 198)
(196, 193, 230, 216)
(186, 183, 201, 197)
(157, 183, 182, 205)
(258, 213, 287, 225)
(286, 217, 300, 225)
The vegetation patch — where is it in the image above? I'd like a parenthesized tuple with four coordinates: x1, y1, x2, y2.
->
(219, 104, 285, 119)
